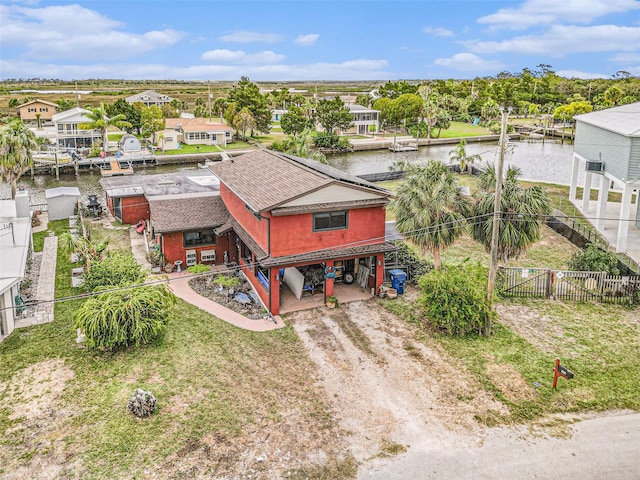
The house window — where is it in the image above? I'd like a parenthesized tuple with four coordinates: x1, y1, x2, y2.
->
(40, 107, 48, 112)
(313, 210, 348, 231)
(183, 230, 216, 247)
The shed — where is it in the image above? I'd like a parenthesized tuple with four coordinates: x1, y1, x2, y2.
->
(45, 187, 81, 220)
(118, 134, 142, 152)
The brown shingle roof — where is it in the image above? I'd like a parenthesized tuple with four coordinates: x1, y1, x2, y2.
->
(148, 193, 228, 233)
(259, 242, 397, 268)
(209, 150, 391, 213)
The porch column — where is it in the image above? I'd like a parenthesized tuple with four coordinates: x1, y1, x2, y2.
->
(375, 254, 384, 295)
(569, 153, 580, 202)
(616, 183, 633, 253)
(269, 268, 280, 315)
(324, 260, 335, 298)
(582, 171, 593, 213)
(595, 175, 610, 231)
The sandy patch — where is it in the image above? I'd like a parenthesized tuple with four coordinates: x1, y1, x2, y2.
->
(485, 362, 537, 403)
(497, 303, 565, 353)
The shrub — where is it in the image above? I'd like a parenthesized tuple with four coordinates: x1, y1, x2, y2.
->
(418, 262, 495, 336)
(74, 285, 176, 351)
(213, 274, 240, 289)
(187, 263, 210, 274)
(313, 132, 352, 151)
(567, 243, 620, 275)
(84, 252, 144, 291)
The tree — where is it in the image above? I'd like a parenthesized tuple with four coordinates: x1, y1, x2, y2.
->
(74, 284, 176, 351)
(60, 232, 108, 275)
(56, 98, 77, 112)
(280, 105, 313, 135)
(140, 105, 165, 143)
(391, 160, 472, 269)
(449, 139, 481, 174)
(481, 99, 500, 123)
(471, 166, 552, 262)
(79, 102, 132, 152)
(314, 97, 353, 133)
(212, 97, 228, 123)
(0, 119, 37, 198)
(227, 77, 271, 135)
(84, 253, 145, 291)
(269, 128, 326, 163)
(106, 99, 141, 133)
(233, 107, 255, 141)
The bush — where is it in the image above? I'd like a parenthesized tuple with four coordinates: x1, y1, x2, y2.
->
(385, 241, 433, 284)
(418, 262, 495, 336)
(313, 132, 352, 151)
(84, 252, 144, 291)
(187, 263, 210, 274)
(74, 285, 176, 351)
(567, 243, 620, 275)
(213, 274, 240, 289)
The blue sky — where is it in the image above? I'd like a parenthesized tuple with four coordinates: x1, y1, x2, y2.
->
(1, 0, 640, 81)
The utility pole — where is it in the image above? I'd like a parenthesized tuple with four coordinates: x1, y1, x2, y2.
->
(486, 106, 511, 336)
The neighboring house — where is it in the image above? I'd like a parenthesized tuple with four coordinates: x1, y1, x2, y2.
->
(125, 90, 174, 108)
(155, 129, 180, 151)
(272, 109, 287, 121)
(209, 149, 395, 315)
(0, 192, 32, 343)
(16, 99, 59, 124)
(118, 134, 141, 152)
(45, 187, 81, 221)
(51, 107, 101, 149)
(100, 171, 228, 265)
(344, 104, 380, 135)
(569, 102, 640, 255)
(164, 118, 233, 146)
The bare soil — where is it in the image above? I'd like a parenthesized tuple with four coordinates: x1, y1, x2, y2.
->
(287, 295, 506, 467)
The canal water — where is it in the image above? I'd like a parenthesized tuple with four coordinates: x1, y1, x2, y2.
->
(1, 140, 582, 205)
(327, 139, 583, 186)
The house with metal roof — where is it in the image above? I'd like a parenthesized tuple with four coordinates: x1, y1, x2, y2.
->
(569, 102, 640, 259)
(209, 149, 394, 315)
(0, 193, 32, 343)
(125, 90, 174, 108)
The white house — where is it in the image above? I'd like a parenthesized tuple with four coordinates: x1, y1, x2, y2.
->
(569, 102, 640, 259)
(0, 192, 32, 343)
(125, 90, 174, 108)
(51, 107, 101, 149)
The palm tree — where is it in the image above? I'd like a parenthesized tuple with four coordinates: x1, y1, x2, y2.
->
(391, 160, 472, 269)
(79, 102, 131, 153)
(449, 139, 481, 174)
(471, 166, 551, 262)
(0, 119, 37, 198)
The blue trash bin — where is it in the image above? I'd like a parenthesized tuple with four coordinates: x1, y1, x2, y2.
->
(389, 269, 407, 294)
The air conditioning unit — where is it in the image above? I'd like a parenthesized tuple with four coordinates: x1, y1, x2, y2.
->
(585, 161, 604, 173)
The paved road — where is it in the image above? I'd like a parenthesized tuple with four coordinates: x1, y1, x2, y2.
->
(360, 412, 640, 480)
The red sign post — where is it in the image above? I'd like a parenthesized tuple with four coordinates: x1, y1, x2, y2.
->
(553, 358, 574, 388)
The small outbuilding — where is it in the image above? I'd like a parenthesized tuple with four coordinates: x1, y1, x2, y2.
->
(45, 187, 81, 221)
(118, 134, 142, 152)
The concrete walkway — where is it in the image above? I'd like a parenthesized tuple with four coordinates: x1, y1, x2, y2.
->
(168, 272, 284, 332)
(15, 235, 57, 329)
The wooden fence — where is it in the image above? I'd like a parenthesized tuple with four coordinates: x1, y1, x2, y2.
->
(498, 267, 640, 304)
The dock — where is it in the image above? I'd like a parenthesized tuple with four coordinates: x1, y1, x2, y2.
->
(100, 160, 134, 177)
(389, 142, 418, 152)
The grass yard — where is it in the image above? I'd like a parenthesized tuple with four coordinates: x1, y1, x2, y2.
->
(438, 299, 640, 425)
(0, 221, 348, 479)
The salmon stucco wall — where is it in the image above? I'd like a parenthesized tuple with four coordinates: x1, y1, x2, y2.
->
(269, 207, 386, 257)
(161, 231, 229, 265)
(105, 195, 149, 225)
(219, 183, 268, 251)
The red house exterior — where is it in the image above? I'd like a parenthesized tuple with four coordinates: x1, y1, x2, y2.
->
(210, 150, 395, 315)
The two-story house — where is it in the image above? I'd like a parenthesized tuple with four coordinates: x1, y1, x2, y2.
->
(16, 99, 59, 125)
(51, 107, 101, 149)
(125, 90, 174, 108)
(569, 102, 640, 258)
(209, 149, 395, 315)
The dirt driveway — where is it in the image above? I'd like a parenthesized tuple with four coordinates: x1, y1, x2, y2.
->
(288, 296, 504, 469)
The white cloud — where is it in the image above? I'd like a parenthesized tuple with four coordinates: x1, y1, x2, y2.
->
(466, 25, 640, 56)
(295, 34, 319, 46)
(0, 4, 183, 59)
(478, 0, 640, 30)
(202, 49, 246, 62)
(434, 53, 504, 72)
(201, 49, 286, 65)
(609, 52, 640, 63)
(422, 26, 454, 37)
(0, 58, 391, 81)
(555, 69, 609, 79)
(218, 30, 283, 43)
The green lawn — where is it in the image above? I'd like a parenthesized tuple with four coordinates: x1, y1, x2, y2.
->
(1, 221, 347, 478)
(438, 121, 492, 138)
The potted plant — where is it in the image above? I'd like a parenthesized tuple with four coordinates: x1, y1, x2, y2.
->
(325, 295, 338, 308)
